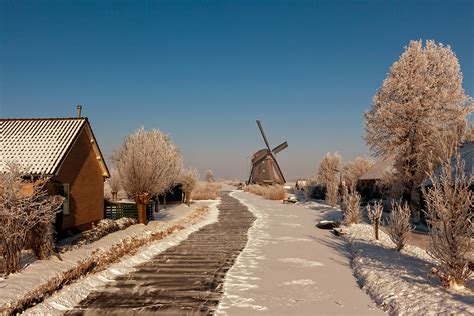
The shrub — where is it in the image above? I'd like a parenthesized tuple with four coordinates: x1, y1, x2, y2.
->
(303, 179, 317, 200)
(318, 152, 342, 207)
(343, 191, 362, 225)
(244, 184, 286, 200)
(422, 153, 473, 289)
(191, 182, 221, 200)
(368, 200, 383, 240)
(388, 201, 412, 251)
(325, 181, 339, 207)
(0, 163, 64, 274)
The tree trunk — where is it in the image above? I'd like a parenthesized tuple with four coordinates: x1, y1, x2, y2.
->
(374, 221, 379, 240)
(185, 191, 191, 206)
(163, 196, 167, 209)
(4, 241, 22, 274)
(111, 191, 118, 201)
(134, 193, 150, 224)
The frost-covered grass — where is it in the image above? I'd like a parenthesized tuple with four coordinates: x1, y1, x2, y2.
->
(191, 181, 222, 200)
(60, 217, 136, 253)
(244, 184, 286, 200)
(346, 223, 474, 314)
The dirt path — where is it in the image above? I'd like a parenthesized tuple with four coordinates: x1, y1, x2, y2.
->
(67, 192, 255, 315)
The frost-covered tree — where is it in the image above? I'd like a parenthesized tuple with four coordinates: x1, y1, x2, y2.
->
(180, 168, 198, 206)
(422, 153, 473, 289)
(388, 201, 412, 251)
(343, 157, 375, 192)
(365, 40, 472, 213)
(205, 170, 215, 183)
(368, 200, 383, 240)
(108, 168, 122, 201)
(0, 163, 63, 274)
(317, 152, 342, 207)
(112, 128, 182, 224)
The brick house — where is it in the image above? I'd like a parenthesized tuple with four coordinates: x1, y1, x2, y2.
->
(1, 117, 110, 233)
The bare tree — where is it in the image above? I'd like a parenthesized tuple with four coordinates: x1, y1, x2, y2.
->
(388, 201, 412, 251)
(422, 153, 473, 289)
(343, 157, 375, 192)
(317, 152, 342, 207)
(205, 170, 215, 183)
(112, 128, 182, 224)
(368, 200, 383, 240)
(365, 40, 472, 213)
(0, 163, 63, 274)
(343, 190, 362, 225)
(108, 168, 122, 201)
(180, 168, 198, 206)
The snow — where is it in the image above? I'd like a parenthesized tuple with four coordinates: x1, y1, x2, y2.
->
(277, 258, 324, 268)
(280, 279, 315, 286)
(0, 201, 219, 314)
(216, 191, 382, 315)
(346, 223, 474, 314)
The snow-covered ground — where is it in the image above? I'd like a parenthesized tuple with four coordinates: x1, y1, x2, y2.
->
(0, 200, 219, 314)
(347, 223, 474, 315)
(216, 191, 383, 315)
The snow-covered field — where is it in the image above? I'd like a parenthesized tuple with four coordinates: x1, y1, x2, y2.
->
(0, 200, 219, 314)
(346, 223, 474, 315)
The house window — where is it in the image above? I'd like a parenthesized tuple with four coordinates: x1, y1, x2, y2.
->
(62, 184, 70, 215)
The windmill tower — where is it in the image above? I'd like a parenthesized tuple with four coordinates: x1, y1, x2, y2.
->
(248, 120, 288, 185)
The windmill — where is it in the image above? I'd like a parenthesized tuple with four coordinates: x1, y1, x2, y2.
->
(248, 120, 288, 185)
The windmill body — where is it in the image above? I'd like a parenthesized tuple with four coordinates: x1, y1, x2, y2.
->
(248, 120, 288, 185)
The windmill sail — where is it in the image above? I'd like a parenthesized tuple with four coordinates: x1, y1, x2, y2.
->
(272, 141, 288, 155)
(256, 120, 271, 151)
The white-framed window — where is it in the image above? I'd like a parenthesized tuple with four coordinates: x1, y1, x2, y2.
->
(62, 184, 70, 215)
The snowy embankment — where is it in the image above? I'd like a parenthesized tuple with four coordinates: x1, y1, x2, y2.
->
(0, 200, 220, 314)
(346, 223, 474, 314)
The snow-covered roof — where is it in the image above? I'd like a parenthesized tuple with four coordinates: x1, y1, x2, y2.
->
(0, 118, 109, 176)
(359, 155, 396, 181)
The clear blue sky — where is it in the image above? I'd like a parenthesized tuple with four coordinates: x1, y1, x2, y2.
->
(1, 1, 473, 179)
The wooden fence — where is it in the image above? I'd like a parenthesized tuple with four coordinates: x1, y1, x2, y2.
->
(105, 202, 154, 221)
